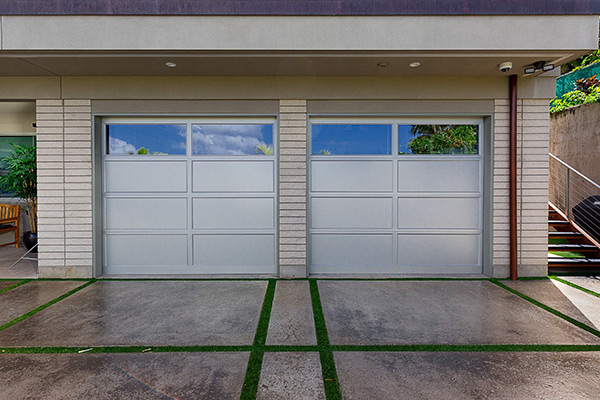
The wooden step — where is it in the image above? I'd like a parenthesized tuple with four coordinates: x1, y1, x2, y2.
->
(548, 210, 561, 220)
(548, 231, 584, 239)
(548, 258, 600, 267)
(548, 243, 599, 252)
(548, 220, 571, 227)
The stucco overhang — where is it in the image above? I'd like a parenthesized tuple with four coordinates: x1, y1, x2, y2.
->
(0, 15, 597, 77)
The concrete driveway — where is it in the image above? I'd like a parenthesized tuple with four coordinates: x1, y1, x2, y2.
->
(1, 277, 600, 399)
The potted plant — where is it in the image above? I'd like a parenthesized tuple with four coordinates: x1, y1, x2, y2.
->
(0, 142, 37, 250)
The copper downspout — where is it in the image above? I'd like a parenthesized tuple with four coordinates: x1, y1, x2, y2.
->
(509, 74, 518, 280)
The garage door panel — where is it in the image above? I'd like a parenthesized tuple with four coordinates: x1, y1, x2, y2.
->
(193, 235, 275, 271)
(193, 161, 274, 193)
(311, 234, 394, 269)
(105, 161, 187, 193)
(105, 234, 188, 266)
(397, 234, 480, 267)
(311, 161, 393, 192)
(193, 198, 274, 229)
(105, 198, 188, 230)
(311, 197, 393, 229)
(103, 119, 277, 276)
(397, 197, 480, 229)
(398, 160, 480, 193)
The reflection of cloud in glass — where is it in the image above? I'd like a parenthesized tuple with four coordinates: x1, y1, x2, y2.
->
(107, 124, 187, 155)
(193, 124, 273, 155)
(109, 137, 136, 155)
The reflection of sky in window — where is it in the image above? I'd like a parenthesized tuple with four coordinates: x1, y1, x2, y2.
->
(398, 125, 416, 154)
(192, 124, 273, 155)
(107, 125, 186, 155)
(311, 124, 392, 155)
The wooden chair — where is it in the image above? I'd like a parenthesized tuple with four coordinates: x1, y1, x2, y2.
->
(0, 203, 20, 248)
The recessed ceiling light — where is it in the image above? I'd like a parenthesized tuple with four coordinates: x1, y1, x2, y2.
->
(377, 62, 387, 68)
(165, 62, 177, 68)
(409, 62, 421, 68)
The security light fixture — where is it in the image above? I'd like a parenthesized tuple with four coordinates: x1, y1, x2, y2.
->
(409, 62, 421, 68)
(524, 60, 554, 75)
(165, 62, 177, 68)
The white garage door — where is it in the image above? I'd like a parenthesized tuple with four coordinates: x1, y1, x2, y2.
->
(309, 119, 483, 275)
(102, 118, 277, 275)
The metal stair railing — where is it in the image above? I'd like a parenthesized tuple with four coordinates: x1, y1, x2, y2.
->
(549, 153, 600, 245)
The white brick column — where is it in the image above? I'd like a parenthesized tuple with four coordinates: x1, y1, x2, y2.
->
(37, 100, 67, 276)
(278, 100, 308, 278)
(517, 99, 550, 277)
(493, 98, 549, 278)
(36, 99, 93, 278)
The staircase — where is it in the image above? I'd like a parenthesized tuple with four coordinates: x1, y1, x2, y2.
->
(548, 203, 600, 272)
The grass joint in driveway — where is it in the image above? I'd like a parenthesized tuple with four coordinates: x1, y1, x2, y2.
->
(490, 279, 600, 339)
(550, 276, 600, 299)
(0, 280, 30, 295)
(0, 280, 95, 333)
(240, 279, 276, 400)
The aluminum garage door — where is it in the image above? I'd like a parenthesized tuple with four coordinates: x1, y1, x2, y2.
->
(102, 118, 277, 275)
(309, 119, 483, 274)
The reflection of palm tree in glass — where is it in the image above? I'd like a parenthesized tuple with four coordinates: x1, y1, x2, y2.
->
(255, 143, 274, 155)
(133, 147, 167, 155)
(316, 149, 331, 155)
(407, 125, 477, 154)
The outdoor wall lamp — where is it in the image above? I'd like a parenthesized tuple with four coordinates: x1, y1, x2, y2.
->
(524, 61, 554, 74)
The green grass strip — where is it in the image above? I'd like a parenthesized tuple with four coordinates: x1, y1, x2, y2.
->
(550, 276, 600, 299)
(0, 345, 253, 354)
(490, 279, 600, 339)
(240, 350, 264, 400)
(315, 277, 491, 281)
(0, 280, 95, 333)
(309, 279, 330, 347)
(253, 279, 276, 347)
(309, 279, 342, 400)
(240, 279, 276, 400)
(0, 280, 30, 295)
(96, 278, 273, 282)
(329, 344, 600, 352)
(3, 343, 600, 355)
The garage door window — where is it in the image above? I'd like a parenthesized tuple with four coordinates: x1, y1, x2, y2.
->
(311, 124, 392, 155)
(398, 124, 479, 155)
(106, 124, 186, 155)
(192, 124, 274, 155)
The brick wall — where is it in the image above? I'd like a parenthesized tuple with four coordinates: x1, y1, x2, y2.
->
(36, 99, 93, 278)
(278, 100, 308, 277)
(493, 99, 549, 278)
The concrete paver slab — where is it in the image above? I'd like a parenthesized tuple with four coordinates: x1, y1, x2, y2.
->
(0, 247, 37, 279)
(257, 352, 325, 400)
(0, 281, 267, 347)
(0, 281, 83, 326)
(318, 281, 600, 345)
(266, 281, 317, 345)
(0, 352, 249, 399)
(335, 351, 600, 400)
(561, 276, 600, 295)
(0, 281, 20, 291)
(505, 279, 600, 330)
